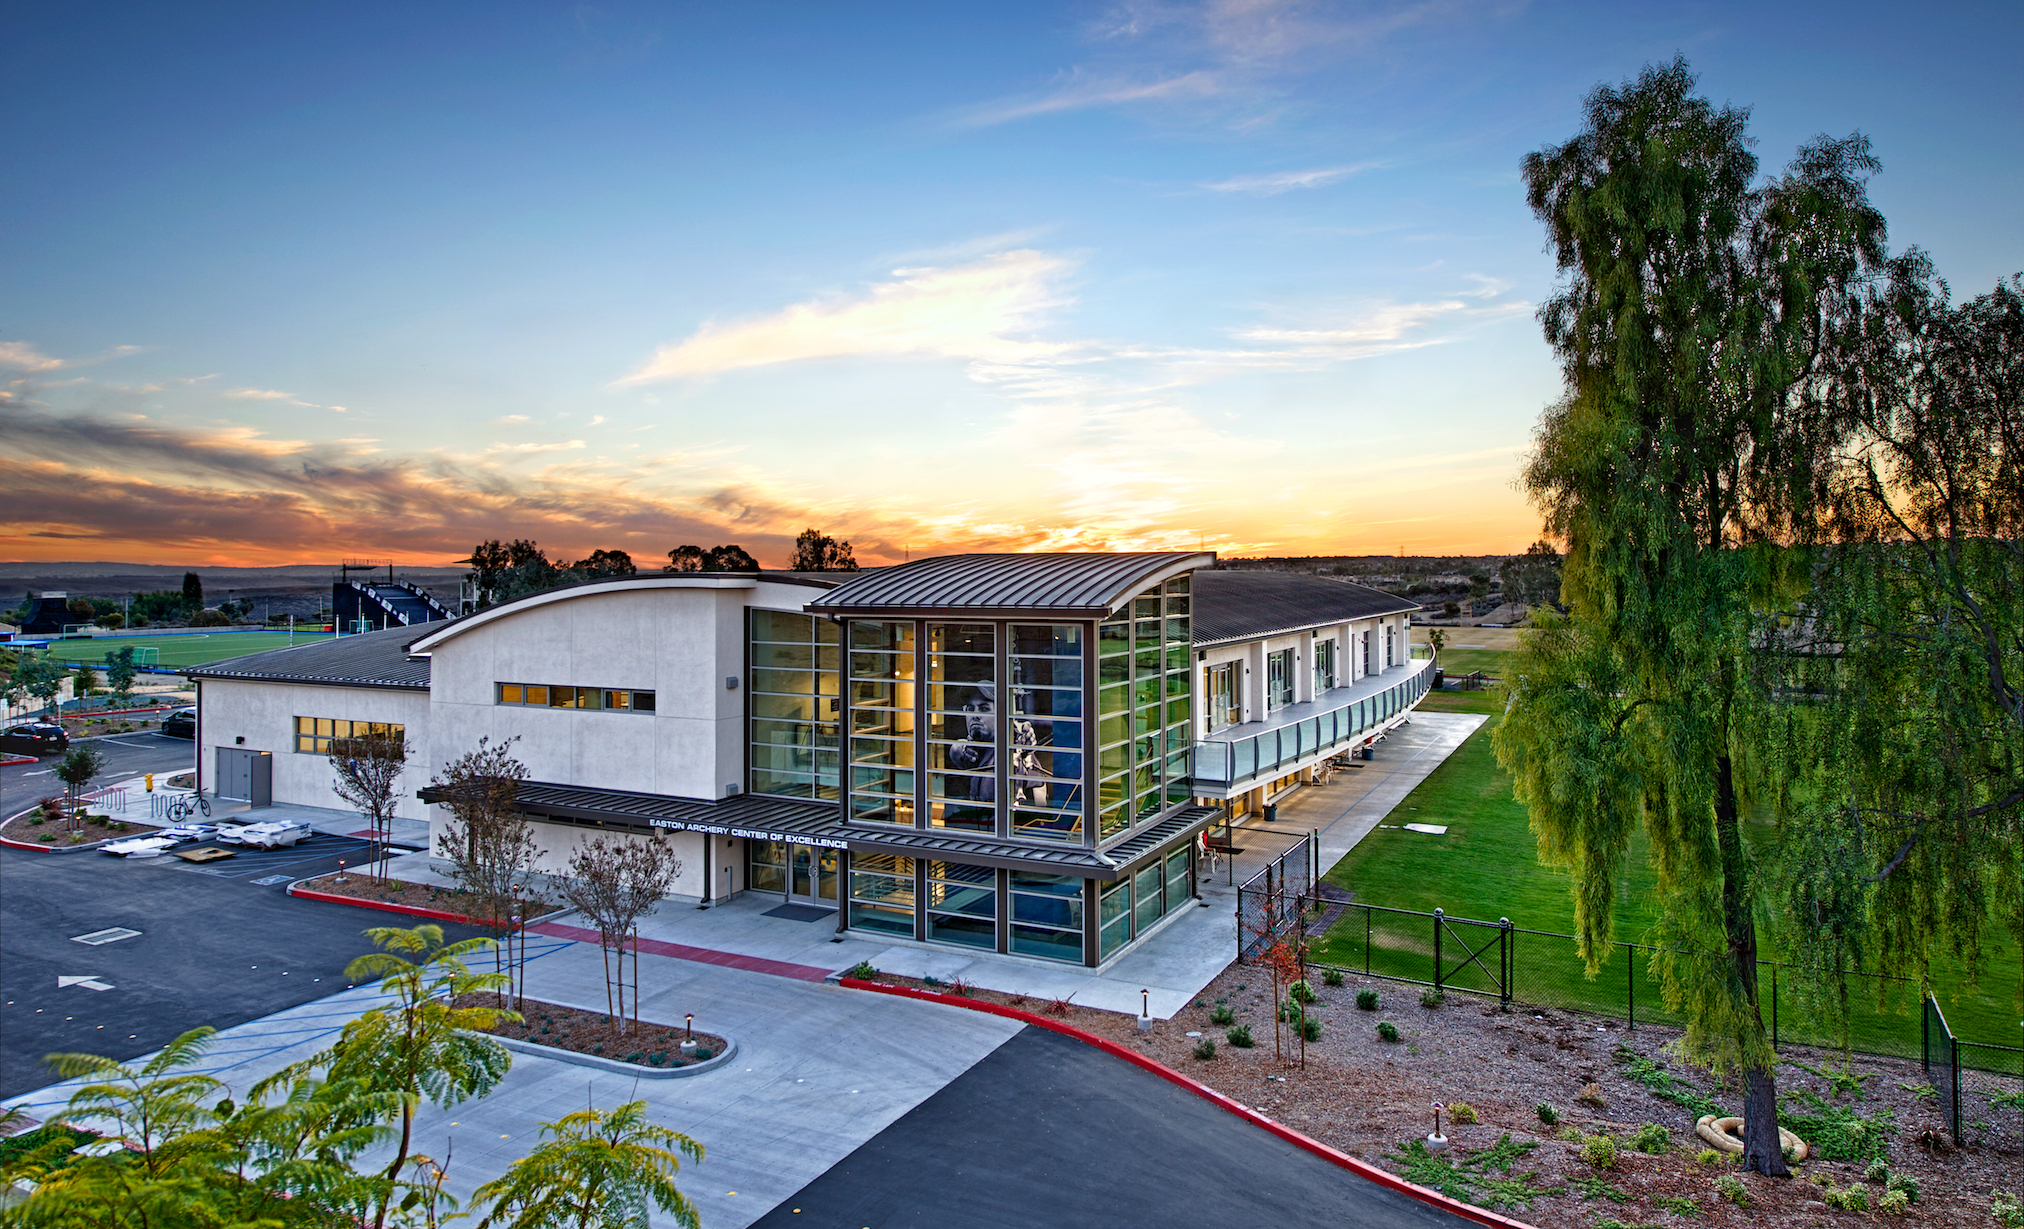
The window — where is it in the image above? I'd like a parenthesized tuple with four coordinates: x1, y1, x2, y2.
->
(926, 861, 996, 949)
(1008, 623, 1083, 843)
(295, 718, 405, 755)
(1386, 624, 1396, 668)
(1313, 637, 1338, 693)
(1098, 877, 1132, 958)
(496, 683, 654, 712)
(1095, 574, 1191, 838)
(749, 839, 788, 894)
(847, 623, 916, 826)
(749, 610, 841, 800)
(1266, 649, 1294, 711)
(1204, 661, 1239, 730)
(927, 623, 996, 833)
(848, 853, 916, 936)
(1009, 871, 1084, 962)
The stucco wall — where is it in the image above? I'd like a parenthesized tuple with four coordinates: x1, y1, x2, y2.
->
(195, 678, 432, 819)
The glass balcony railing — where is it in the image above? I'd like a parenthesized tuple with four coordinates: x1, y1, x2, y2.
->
(1191, 656, 1435, 788)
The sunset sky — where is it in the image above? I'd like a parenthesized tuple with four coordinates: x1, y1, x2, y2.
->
(4, 2, 2019, 569)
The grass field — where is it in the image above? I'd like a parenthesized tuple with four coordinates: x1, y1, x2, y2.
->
(41, 630, 336, 669)
(1313, 688, 2022, 1057)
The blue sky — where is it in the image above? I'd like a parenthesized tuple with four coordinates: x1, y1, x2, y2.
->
(4, 1, 2018, 566)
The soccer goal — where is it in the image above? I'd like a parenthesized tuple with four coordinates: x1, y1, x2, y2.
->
(133, 646, 159, 666)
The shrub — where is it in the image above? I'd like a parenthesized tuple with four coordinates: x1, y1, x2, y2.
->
(1356, 989, 1380, 1011)
(695, 1048, 713, 1060)
(1628, 1122, 1670, 1154)
(1580, 1134, 1619, 1169)
(28, 816, 44, 826)
(1823, 1185, 1869, 1212)
(846, 960, 879, 980)
(1226, 1025, 1254, 1048)
(1694, 1147, 1723, 1166)
(1555, 1125, 1583, 1141)
(1995, 1191, 2024, 1229)
(1578, 1081, 1607, 1107)
(1447, 1102, 1478, 1125)
(1885, 1172, 1919, 1204)
(1653, 1196, 1699, 1216)
(1419, 986, 1445, 1009)
(1209, 1002, 1235, 1025)
(1297, 1014, 1321, 1042)
(1879, 1189, 1909, 1215)
(1376, 1021, 1400, 1043)
(1535, 1102, 1560, 1126)
(1192, 1038, 1216, 1060)
(1322, 967, 1344, 987)
(1716, 1174, 1748, 1206)
(1865, 1159, 1891, 1184)
(1288, 979, 1317, 1004)
(947, 977, 973, 997)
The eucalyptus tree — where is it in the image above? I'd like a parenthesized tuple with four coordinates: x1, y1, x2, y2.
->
(1495, 57, 1886, 1175)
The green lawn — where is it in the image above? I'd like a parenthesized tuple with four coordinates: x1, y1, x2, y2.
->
(1314, 690, 2021, 1057)
(1432, 648, 1511, 677)
(42, 630, 337, 669)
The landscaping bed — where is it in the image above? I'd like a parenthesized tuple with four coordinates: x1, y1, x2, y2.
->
(0, 807, 155, 848)
(292, 871, 554, 921)
(848, 964, 2020, 1226)
(453, 994, 727, 1071)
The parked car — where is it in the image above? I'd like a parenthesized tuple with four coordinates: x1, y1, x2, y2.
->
(101, 835, 178, 858)
(161, 709, 196, 739)
(0, 722, 69, 757)
(217, 821, 311, 849)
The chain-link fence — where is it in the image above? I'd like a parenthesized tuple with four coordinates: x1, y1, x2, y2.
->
(1244, 897, 2019, 1115)
(1925, 994, 2024, 1150)
(1235, 834, 1315, 963)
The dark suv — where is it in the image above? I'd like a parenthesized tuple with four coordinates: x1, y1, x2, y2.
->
(0, 722, 69, 757)
(162, 709, 197, 739)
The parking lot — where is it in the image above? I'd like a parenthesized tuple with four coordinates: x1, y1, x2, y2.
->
(1, 729, 196, 821)
(0, 836, 484, 1098)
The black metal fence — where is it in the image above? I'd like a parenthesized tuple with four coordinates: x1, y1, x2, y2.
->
(1235, 833, 1315, 963)
(1924, 994, 2024, 1150)
(1236, 895, 2022, 1132)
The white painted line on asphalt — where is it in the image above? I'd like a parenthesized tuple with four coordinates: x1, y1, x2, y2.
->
(71, 927, 143, 945)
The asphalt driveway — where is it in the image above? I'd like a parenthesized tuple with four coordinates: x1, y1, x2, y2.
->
(751, 1024, 1467, 1228)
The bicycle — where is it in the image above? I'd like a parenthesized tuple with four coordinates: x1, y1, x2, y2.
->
(166, 791, 212, 822)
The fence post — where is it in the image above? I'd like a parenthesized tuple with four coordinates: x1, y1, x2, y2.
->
(1951, 1030, 1962, 1148)
(1626, 944, 1635, 1031)
(1364, 906, 1371, 976)
(1433, 908, 1444, 991)
(1499, 917, 1513, 1011)
(1770, 964, 1779, 1050)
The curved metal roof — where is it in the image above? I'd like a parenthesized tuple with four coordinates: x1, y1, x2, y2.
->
(182, 625, 431, 691)
(806, 552, 1213, 619)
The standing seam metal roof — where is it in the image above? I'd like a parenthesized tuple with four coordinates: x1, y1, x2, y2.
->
(807, 552, 1212, 617)
(180, 625, 431, 690)
(1189, 571, 1417, 646)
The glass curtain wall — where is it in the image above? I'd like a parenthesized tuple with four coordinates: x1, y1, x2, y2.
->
(1095, 576, 1193, 839)
(925, 861, 996, 948)
(927, 624, 996, 832)
(848, 852, 915, 935)
(748, 611, 839, 799)
(847, 622, 916, 826)
(1009, 624, 1084, 841)
(1009, 871, 1084, 961)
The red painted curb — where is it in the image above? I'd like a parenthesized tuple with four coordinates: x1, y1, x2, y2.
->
(0, 834, 61, 852)
(839, 978, 1539, 1229)
(0, 756, 36, 766)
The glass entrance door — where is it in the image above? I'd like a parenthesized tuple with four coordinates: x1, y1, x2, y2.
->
(789, 844, 839, 904)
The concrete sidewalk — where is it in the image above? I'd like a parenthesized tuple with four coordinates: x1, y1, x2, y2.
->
(5, 930, 1025, 1229)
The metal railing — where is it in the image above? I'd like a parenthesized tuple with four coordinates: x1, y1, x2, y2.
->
(1194, 657, 1435, 788)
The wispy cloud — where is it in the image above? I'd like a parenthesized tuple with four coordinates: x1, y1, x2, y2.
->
(225, 388, 295, 400)
(1200, 163, 1376, 194)
(0, 341, 66, 372)
(615, 250, 1079, 385)
(492, 414, 530, 424)
(954, 69, 1221, 127)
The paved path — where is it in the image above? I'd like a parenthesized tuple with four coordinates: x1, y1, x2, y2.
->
(751, 1024, 1466, 1228)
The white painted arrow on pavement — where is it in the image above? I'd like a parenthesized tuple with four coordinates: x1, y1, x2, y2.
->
(58, 976, 114, 991)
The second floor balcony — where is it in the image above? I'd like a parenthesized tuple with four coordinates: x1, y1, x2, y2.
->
(1191, 654, 1436, 792)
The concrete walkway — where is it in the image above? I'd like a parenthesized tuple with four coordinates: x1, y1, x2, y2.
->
(6, 930, 1026, 1229)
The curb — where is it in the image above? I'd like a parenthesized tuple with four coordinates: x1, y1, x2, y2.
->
(839, 978, 1538, 1229)
(285, 880, 568, 927)
(481, 1031, 739, 1079)
(0, 829, 140, 854)
(0, 755, 35, 766)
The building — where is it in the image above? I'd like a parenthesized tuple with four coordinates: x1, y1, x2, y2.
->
(185, 553, 1433, 968)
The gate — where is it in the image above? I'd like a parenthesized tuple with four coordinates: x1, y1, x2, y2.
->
(1235, 833, 1316, 963)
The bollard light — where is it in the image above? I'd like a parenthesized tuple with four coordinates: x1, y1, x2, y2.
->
(685, 1013, 693, 1041)
(1141, 989, 1149, 1016)
(1427, 1101, 1449, 1152)
(336, 858, 346, 883)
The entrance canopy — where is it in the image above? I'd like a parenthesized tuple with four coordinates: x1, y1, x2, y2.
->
(416, 780, 848, 850)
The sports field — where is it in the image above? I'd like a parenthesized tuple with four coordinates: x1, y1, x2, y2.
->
(39, 630, 337, 669)
(1315, 688, 2021, 1056)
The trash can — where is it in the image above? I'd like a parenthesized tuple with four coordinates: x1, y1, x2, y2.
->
(1360, 746, 1375, 761)
(1263, 803, 1278, 823)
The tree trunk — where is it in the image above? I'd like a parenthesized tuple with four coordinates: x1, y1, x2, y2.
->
(375, 1101, 416, 1229)
(1716, 752, 1787, 1177)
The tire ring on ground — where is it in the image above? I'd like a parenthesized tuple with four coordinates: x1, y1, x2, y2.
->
(1695, 1113, 1810, 1163)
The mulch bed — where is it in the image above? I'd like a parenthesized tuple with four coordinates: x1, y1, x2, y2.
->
(453, 994, 728, 1071)
(0, 811, 156, 847)
(853, 966, 2021, 1227)
(294, 872, 554, 921)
